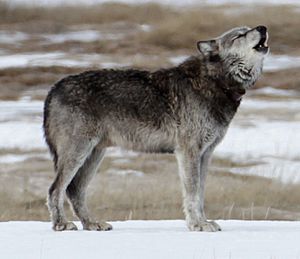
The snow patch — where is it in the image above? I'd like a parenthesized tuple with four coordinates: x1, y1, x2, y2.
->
(1, 51, 300, 72)
(241, 97, 300, 110)
(0, 31, 29, 44)
(230, 157, 300, 183)
(106, 169, 144, 177)
(0, 121, 45, 150)
(0, 153, 49, 164)
(0, 52, 130, 69)
(251, 87, 299, 97)
(169, 55, 189, 65)
(139, 24, 152, 32)
(1, 220, 300, 259)
(215, 120, 300, 161)
(106, 147, 139, 158)
(264, 54, 300, 71)
(42, 30, 123, 43)
(0, 99, 43, 122)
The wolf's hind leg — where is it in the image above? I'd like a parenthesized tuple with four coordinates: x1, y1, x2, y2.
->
(66, 145, 112, 231)
(47, 138, 96, 231)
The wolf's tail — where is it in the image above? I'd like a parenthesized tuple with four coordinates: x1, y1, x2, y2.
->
(43, 87, 58, 171)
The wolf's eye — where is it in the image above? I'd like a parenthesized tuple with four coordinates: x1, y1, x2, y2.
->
(232, 33, 245, 41)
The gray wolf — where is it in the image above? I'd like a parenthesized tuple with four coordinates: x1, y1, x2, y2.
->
(43, 25, 269, 231)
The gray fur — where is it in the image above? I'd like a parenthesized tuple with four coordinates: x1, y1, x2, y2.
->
(44, 25, 269, 231)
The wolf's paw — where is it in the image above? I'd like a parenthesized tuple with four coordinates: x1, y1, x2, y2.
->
(188, 220, 221, 232)
(83, 221, 113, 231)
(53, 222, 78, 231)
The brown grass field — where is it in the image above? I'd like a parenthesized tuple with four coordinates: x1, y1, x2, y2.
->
(1, 152, 300, 222)
(0, 2, 299, 222)
(0, 3, 299, 53)
(0, 2, 299, 98)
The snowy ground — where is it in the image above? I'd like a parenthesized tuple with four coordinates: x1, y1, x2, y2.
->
(1, 220, 300, 259)
(0, 52, 131, 69)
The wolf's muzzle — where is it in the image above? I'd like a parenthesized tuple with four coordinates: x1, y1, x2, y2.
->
(255, 25, 267, 35)
(253, 25, 269, 54)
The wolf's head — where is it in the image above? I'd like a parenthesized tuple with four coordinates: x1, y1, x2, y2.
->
(197, 26, 269, 88)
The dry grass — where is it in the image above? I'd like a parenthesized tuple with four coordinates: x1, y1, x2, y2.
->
(138, 5, 300, 54)
(1, 153, 300, 222)
(0, 2, 299, 100)
(0, 66, 84, 99)
(256, 68, 300, 90)
(0, 3, 299, 100)
(0, 3, 299, 53)
(0, 3, 174, 32)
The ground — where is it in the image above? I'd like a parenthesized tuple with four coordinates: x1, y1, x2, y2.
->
(1, 220, 300, 259)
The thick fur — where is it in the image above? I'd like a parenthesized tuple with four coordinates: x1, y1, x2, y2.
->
(44, 26, 268, 231)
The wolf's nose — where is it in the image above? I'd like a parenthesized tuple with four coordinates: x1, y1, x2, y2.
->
(256, 25, 267, 33)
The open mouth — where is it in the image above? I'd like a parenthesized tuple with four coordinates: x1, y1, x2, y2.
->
(253, 32, 269, 53)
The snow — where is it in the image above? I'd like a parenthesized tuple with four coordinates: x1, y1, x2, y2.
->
(0, 99, 43, 122)
(0, 31, 29, 44)
(0, 220, 300, 259)
(214, 119, 300, 176)
(0, 29, 123, 45)
(241, 98, 300, 111)
(0, 121, 44, 150)
(264, 54, 300, 72)
(169, 55, 189, 65)
(0, 153, 49, 164)
(42, 30, 123, 44)
(105, 147, 138, 158)
(251, 86, 299, 97)
(0, 99, 44, 150)
(106, 169, 144, 177)
(0, 52, 66, 69)
(139, 24, 152, 32)
(215, 117, 300, 160)
(0, 52, 130, 69)
(230, 158, 300, 183)
(2, 51, 299, 72)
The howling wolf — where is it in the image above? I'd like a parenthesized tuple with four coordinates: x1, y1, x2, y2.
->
(44, 25, 269, 232)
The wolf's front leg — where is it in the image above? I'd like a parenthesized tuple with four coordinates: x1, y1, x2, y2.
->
(175, 147, 221, 232)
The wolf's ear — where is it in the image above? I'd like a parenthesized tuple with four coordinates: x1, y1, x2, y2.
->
(197, 40, 219, 57)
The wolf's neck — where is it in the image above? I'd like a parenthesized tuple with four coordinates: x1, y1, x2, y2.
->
(215, 77, 245, 104)
(223, 55, 261, 87)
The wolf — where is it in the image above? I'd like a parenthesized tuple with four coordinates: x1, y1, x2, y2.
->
(44, 25, 269, 232)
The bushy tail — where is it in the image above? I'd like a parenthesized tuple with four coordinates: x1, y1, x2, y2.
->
(43, 88, 58, 171)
